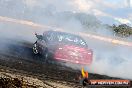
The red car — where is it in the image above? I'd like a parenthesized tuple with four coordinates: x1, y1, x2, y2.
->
(33, 31, 93, 65)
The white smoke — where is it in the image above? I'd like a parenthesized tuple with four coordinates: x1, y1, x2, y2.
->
(0, 0, 132, 80)
(86, 39, 132, 80)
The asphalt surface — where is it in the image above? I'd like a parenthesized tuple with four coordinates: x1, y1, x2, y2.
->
(0, 37, 129, 87)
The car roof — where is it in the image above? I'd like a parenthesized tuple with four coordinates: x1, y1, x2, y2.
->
(45, 30, 82, 38)
(44, 30, 88, 47)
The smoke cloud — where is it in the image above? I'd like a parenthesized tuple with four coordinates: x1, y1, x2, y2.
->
(0, 0, 132, 80)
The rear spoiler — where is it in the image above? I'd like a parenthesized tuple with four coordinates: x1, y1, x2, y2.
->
(35, 32, 43, 40)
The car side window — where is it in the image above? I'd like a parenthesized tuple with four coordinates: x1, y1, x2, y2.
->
(55, 33, 63, 42)
(45, 32, 54, 42)
(58, 35, 63, 41)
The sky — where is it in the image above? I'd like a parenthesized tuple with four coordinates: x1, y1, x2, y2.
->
(0, 0, 132, 25)
(23, 0, 132, 25)
(71, 0, 132, 25)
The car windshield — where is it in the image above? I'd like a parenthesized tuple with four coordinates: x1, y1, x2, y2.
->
(46, 31, 87, 47)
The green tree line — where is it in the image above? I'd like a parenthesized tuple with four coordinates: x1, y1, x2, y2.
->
(112, 24, 132, 37)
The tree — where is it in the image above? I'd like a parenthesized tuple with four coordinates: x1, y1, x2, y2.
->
(112, 24, 132, 37)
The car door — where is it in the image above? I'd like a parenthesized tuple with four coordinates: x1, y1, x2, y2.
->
(44, 31, 58, 54)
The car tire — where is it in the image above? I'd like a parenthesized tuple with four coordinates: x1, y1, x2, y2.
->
(33, 42, 39, 55)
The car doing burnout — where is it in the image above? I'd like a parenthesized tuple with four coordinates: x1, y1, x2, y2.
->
(33, 30, 93, 65)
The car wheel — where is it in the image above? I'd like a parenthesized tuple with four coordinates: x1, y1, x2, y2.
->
(33, 43, 39, 54)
